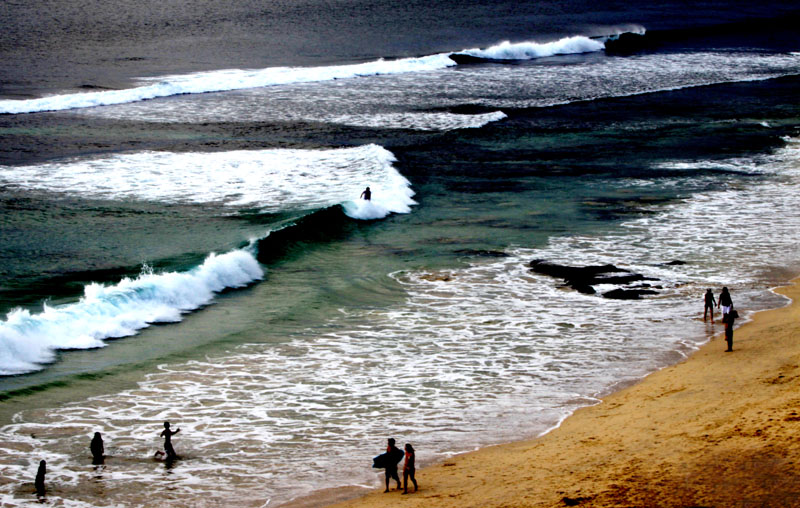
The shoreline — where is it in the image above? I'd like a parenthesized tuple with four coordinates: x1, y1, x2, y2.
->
(284, 279, 800, 508)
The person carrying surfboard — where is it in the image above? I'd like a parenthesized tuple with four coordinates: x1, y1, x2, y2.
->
(383, 438, 403, 492)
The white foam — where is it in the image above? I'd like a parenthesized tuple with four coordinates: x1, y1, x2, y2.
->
(461, 35, 605, 60)
(0, 144, 416, 219)
(0, 249, 263, 376)
(328, 110, 507, 131)
(3, 138, 800, 506)
(0, 53, 457, 114)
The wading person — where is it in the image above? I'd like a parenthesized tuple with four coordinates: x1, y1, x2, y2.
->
(34, 460, 46, 499)
(703, 288, 716, 323)
(90, 432, 104, 465)
(360, 186, 371, 201)
(717, 287, 733, 320)
(158, 421, 181, 460)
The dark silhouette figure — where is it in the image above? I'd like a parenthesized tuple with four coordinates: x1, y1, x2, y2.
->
(383, 438, 403, 493)
(723, 307, 738, 352)
(34, 460, 46, 498)
(717, 287, 733, 320)
(402, 443, 418, 494)
(360, 187, 371, 201)
(703, 289, 716, 323)
(159, 422, 181, 460)
(90, 432, 105, 465)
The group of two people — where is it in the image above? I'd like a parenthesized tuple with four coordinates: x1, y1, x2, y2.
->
(378, 438, 418, 494)
(704, 286, 738, 352)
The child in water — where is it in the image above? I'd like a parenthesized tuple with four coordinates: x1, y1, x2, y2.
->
(155, 421, 181, 460)
(402, 443, 418, 494)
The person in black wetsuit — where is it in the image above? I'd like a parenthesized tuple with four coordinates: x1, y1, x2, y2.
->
(703, 288, 717, 323)
(360, 187, 371, 201)
(90, 432, 105, 465)
(383, 438, 403, 492)
(34, 460, 46, 499)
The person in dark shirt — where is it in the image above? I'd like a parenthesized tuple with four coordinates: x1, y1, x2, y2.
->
(703, 289, 717, 323)
(160, 422, 181, 460)
(360, 187, 371, 201)
(90, 432, 105, 465)
(717, 287, 733, 320)
(402, 443, 418, 494)
(723, 307, 738, 352)
(34, 460, 46, 499)
(383, 438, 403, 492)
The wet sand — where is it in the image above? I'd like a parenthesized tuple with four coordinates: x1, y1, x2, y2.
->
(308, 280, 800, 508)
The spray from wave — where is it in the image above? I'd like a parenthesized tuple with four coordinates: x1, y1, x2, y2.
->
(0, 144, 415, 375)
(0, 249, 263, 376)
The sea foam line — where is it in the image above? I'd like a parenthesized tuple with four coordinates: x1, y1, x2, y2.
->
(0, 35, 607, 115)
(0, 249, 263, 376)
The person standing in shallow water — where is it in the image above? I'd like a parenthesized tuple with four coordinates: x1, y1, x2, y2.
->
(360, 186, 371, 201)
(717, 287, 733, 320)
(90, 432, 104, 465)
(402, 443, 418, 494)
(34, 459, 46, 499)
(383, 438, 403, 492)
(703, 289, 717, 323)
(158, 422, 181, 460)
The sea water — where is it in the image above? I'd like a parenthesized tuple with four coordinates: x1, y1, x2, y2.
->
(2, 1, 800, 506)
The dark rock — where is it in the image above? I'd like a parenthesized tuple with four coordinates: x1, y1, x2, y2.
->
(562, 496, 592, 506)
(602, 288, 658, 300)
(454, 249, 510, 258)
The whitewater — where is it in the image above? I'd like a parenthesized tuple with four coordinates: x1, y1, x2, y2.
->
(0, 35, 607, 115)
(0, 144, 416, 375)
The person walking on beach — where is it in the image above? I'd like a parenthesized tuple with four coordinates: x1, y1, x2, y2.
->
(383, 438, 403, 493)
(723, 306, 739, 352)
(90, 432, 105, 465)
(703, 288, 717, 323)
(360, 186, 371, 201)
(402, 443, 418, 494)
(157, 421, 181, 460)
(34, 459, 46, 499)
(717, 287, 733, 320)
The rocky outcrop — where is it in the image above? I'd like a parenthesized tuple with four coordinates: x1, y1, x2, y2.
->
(529, 259, 664, 299)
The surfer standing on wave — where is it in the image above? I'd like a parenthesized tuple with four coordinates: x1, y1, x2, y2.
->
(360, 186, 371, 201)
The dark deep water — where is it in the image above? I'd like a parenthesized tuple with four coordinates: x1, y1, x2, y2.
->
(1, 2, 800, 506)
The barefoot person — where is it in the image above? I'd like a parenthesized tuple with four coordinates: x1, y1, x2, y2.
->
(159, 422, 181, 460)
(703, 289, 716, 323)
(383, 438, 403, 492)
(402, 443, 418, 494)
(717, 287, 733, 320)
(90, 432, 105, 465)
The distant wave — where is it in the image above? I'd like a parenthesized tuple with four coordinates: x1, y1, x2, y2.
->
(0, 249, 263, 376)
(456, 35, 605, 61)
(0, 33, 617, 115)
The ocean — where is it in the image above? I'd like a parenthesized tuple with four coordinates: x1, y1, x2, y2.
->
(1, 1, 800, 506)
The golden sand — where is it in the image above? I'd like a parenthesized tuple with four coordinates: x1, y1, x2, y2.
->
(320, 280, 800, 508)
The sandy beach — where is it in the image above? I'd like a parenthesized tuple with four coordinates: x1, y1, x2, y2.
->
(313, 280, 800, 508)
